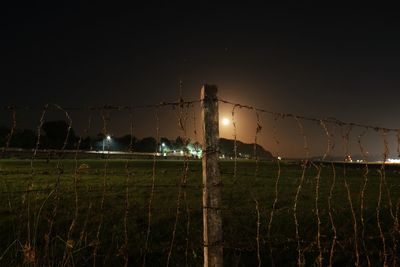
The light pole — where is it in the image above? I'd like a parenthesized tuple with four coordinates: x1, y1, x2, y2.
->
(102, 135, 111, 153)
(160, 142, 166, 156)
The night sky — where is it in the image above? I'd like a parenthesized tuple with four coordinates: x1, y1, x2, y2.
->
(2, 4, 400, 157)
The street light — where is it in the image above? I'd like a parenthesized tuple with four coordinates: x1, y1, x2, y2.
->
(160, 142, 167, 156)
(103, 135, 111, 153)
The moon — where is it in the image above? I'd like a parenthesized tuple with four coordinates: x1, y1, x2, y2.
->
(222, 118, 230, 126)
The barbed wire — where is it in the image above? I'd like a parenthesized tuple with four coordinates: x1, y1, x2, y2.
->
(1, 95, 400, 266)
(219, 98, 400, 132)
(1, 97, 399, 133)
(0, 100, 202, 112)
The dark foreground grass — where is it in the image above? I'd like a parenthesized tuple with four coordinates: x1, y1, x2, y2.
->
(0, 158, 399, 266)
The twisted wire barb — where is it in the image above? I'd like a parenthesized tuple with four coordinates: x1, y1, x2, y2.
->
(142, 107, 160, 267)
(181, 103, 192, 267)
(394, 131, 400, 267)
(266, 114, 283, 267)
(41, 104, 73, 266)
(0, 107, 19, 261)
(357, 129, 371, 267)
(93, 109, 111, 267)
(1, 106, 16, 157)
(320, 120, 333, 161)
(183, 162, 191, 267)
(312, 162, 323, 267)
(185, 103, 199, 265)
(166, 101, 190, 267)
(320, 119, 337, 267)
(339, 123, 360, 266)
(344, 179, 360, 266)
(226, 104, 240, 211)
(253, 108, 262, 177)
(397, 130, 400, 157)
(393, 198, 400, 267)
(251, 109, 262, 267)
(62, 111, 92, 267)
(293, 116, 309, 267)
(377, 167, 387, 266)
(192, 102, 198, 142)
(327, 162, 337, 267)
(385, 130, 399, 266)
(120, 110, 134, 267)
(254, 197, 261, 267)
(231, 104, 239, 179)
(27, 105, 47, 257)
(380, 130, 395, 220)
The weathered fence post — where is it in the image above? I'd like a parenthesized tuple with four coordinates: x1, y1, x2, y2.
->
(201, 85, 223, 267)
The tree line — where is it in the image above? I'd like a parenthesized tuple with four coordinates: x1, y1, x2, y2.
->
(0, 121, 190, 152)
(0, 120, 273, 159)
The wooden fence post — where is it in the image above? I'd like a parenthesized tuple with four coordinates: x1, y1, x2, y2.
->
(201, 85, 223, 267)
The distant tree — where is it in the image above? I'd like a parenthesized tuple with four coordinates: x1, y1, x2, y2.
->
(136, 137, 157, 152)
(0, 126, 9, 147)
(80, 136, 92, 150)
(191, 141, 201, 152)
(11, 129, 37, 149)
(115, 135, 138, 151)
(41, 121, 77, 149)
(94, 133, 105, 142)
(173, 136, 185, 150)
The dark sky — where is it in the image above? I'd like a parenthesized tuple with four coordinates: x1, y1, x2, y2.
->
(2, 3, 400, 157)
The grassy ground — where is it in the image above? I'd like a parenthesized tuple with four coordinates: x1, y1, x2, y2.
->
(0, 158, 399, 266)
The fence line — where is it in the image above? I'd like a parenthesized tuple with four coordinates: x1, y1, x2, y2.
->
(219, 92, 400, 266)
(1, 85, 400, 266)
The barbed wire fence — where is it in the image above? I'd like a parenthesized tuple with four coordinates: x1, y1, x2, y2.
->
(219, 91, 400, 267)
(0, 84, 399, 266)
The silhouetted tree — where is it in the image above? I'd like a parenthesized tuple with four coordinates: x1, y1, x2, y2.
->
(80, 136, 92, 150)
(41, 121, 77, 149)
(114, 135, 138, 151)
(173, 136, 185, 150)
(136, 137, 157, 152)
(11, 129, 37, 149)
(0, 126, 9, 147)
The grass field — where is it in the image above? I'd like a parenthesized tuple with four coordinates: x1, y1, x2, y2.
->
(0, 158, 399, 266)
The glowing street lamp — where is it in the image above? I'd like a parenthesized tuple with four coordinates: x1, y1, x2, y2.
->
(159, 142, 167, 155)
(103, 135, 111, 152)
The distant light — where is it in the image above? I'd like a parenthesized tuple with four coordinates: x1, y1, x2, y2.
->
(222, 118, 230, 126)
(388, 158, 400, 163)
(277, 156, 282, 161)
(162, 142, 166, 147)
(180, 150, 184, 154)
(106, 135, 111, 140)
